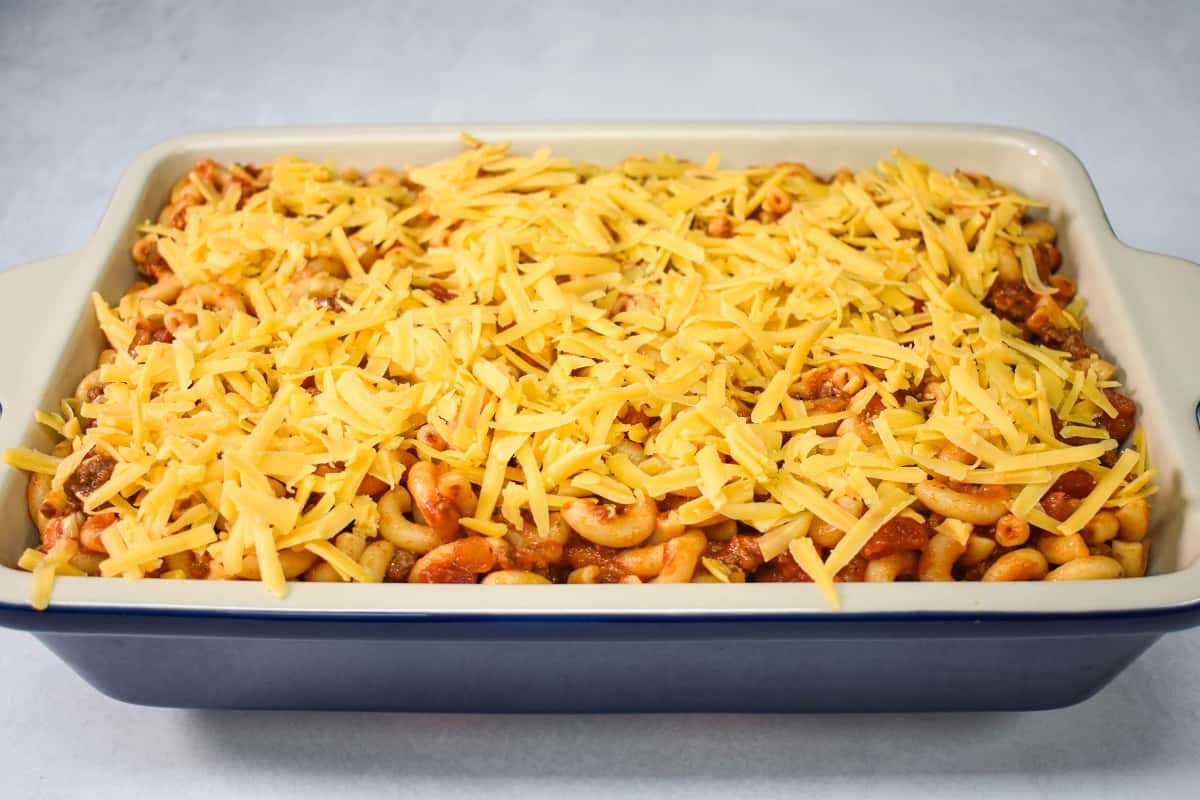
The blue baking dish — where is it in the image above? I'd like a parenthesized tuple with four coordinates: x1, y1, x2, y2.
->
(2, 123, 1198, 711)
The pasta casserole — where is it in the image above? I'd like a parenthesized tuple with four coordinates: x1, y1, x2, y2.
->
(5, 137, 1156, 608)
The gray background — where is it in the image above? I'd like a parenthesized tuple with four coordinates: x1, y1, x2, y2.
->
(1, 1, 1198, 797)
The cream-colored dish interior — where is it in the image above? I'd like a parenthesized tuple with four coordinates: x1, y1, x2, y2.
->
(0, 123, 1197, 615)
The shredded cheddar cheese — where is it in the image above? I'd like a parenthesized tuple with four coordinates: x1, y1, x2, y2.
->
(4, 140, 1155, 608)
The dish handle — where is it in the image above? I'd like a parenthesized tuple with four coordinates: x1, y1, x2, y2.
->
(1116, 246, 1200, 435)
(0, 252, 82, 309)
(0, 252, 82, 433)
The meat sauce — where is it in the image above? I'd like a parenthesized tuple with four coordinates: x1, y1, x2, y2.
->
(502, 540, 564, 574)
(751, 550, 813, 582)
(63, 452, 117, 505)
(751, 550, 868, 583)
(859, 517, 931, 560)
(563, 537, 628, 583)
(1102, 388, 1137, 444)
(705, 535, 765, 574)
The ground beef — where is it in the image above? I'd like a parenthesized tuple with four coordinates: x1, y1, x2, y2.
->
(385, 550, 417, 582)
(563, 536, 627, 582)
(860, 517, 931, 560)
(985, 278, 1038, 323)
(1041, 491, 1080, 522)
(63, 452, 117, 504)
(751, 550, 812, 582)
(1051, 469, 1097, 499)
(705, 535, 765, 574)
(1100, 389, 1137, 444)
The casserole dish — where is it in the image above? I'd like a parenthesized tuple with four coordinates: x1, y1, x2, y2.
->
(2, 123, 1198, 712)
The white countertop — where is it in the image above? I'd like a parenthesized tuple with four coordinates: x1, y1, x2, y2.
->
(2, 2, 1198, 797)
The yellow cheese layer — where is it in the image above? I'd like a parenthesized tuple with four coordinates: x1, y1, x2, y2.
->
(3, 140, 1152, 606)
